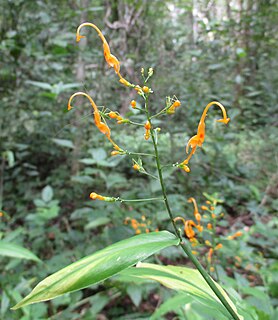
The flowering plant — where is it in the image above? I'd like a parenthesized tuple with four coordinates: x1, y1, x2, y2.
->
(12, 22, 244, 320)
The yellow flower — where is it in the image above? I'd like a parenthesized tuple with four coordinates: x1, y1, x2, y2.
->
(68, 92, 120, 150)
(205, 240, 212, 246)
(181, 101, 230, 167)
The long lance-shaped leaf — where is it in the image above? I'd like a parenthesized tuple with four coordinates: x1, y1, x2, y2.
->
(0, 241, 41, 262)
(119, 263, 243, 320)
(12, 231, 179, 310)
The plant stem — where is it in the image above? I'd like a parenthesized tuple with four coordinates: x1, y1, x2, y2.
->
(125, 151, 156, 157)
(145, 96, 240, 320)
(118, 197, 164, 203)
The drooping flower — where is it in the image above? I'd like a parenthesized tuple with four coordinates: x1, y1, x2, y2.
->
(181, 101, 230, 168)
(76, 22, 130, 86)
(68, 92, 120, 150)
(174, 217, 197, 240)
(188, 197, 201, 223)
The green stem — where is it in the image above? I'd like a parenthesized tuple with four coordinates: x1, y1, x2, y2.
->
(118, 197, 164, 203)
(145, 97, 240, 320)
(128, 120, 145, 127)
(125, 151, 156, 157)
(140, 170, 159, 180)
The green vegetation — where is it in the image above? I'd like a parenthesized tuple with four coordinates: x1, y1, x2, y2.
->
(1, 1, 277, 319)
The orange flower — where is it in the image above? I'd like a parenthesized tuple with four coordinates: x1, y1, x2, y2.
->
(188, 197, 201, 223)
(76, 23, 120, 75)
(208, 248, 214, 263)
(111, 150, 120, 156)
(167, 100, 181, 114)
(181, 101, 230, 167)
(144, 120, 151, 140)
(76, 22, 131, 86)
(142, 86, 150, 94)
(68, 92, 120, 150)
(130, 100, 137, 109)
(90, 192, 115, 202)
(133, 164, 140, 171)
(207, 223, 213, 230)
(108, 111, 124, 123)
(215, 243, 223, 250)
(185, 220, 196, 239)
(228, 231, 243, 240)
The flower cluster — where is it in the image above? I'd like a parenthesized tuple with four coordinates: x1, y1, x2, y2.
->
(124, 215, 158, 235)
(174, 195, 244, 273)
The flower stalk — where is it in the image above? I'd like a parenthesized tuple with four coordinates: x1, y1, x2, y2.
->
(145, 96, 240, 320)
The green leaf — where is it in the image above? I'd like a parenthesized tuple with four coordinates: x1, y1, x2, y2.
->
(0, 241, 41, 262)
(150, 293, 193, 320)
(52, 138, 74, 149)
(120, 263, 243, 319)
(41, 185, 53, 203)
(12, 231, 179, 310)
(71, 175, 94, 184)
(84, 217, 110, 230)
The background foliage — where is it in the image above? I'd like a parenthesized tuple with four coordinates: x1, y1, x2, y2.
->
(1, 0, 277, 319)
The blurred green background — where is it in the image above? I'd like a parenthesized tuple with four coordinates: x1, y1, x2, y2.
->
(1, 0, 277, 319)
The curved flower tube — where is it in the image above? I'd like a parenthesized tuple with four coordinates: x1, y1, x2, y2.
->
(76, 22, 130, 86)
(68, 92, 120, 150)
(182, 101, 230, 166)
(174, 217, 197, 240)
(188, 197, 201, 223)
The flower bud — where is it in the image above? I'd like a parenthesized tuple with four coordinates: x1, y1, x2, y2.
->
(205, 240, 212, 246)
(130, 100, 136, 109)
(133, 164, 140, 171)
(148, 67, 154, 76)
(119, 78, 132, 87)
(215, 243, 223, 250)
(142, 86, 150, 94)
